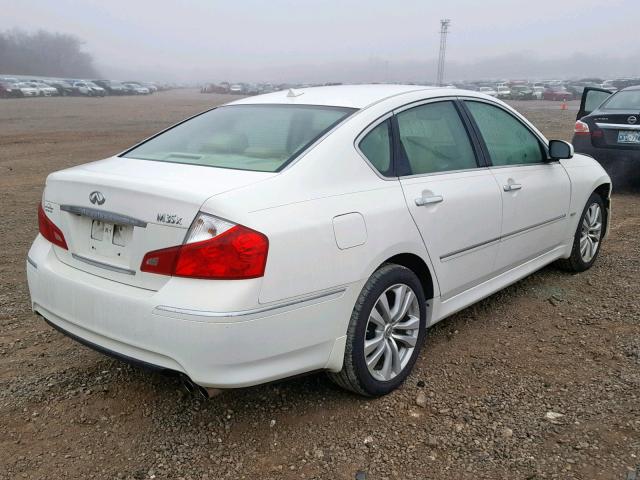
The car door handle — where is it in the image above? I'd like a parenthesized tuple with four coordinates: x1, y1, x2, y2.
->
(503, 183, 522, 192)
(415, 195, 444, 206)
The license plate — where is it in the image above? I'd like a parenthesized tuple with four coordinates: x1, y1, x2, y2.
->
(617, 130, 640, 144)
(90, 220, 133, 252)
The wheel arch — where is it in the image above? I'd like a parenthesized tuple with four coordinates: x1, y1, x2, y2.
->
(593, 181, 612, 237)
(377, 252, 435, 301)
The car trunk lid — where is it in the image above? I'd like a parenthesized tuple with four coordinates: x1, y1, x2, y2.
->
(589, 111, 640, 149)
(43, 156, 274, 290)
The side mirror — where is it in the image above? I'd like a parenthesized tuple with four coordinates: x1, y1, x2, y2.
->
(549, 140, 574, 160)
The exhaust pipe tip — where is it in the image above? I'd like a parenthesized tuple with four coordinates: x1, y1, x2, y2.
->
(180, 375, 223, 399)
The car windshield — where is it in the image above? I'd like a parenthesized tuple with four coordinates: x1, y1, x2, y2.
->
(601, 90, 640, 110)
(122, 104, 355, 172)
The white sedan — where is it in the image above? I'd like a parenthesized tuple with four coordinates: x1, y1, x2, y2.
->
(30, 82, 59, 96)
(28, 85, 611, 397)
(15, 82, 39, 97)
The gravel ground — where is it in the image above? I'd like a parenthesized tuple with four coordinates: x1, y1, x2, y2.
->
(0, 91, 638, 480)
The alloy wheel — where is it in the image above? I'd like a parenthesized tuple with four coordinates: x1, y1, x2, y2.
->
(364, 283, 420, 381)
(580, 202, 602, 263)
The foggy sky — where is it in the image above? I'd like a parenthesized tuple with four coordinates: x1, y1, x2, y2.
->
(1, 0, 638, 83)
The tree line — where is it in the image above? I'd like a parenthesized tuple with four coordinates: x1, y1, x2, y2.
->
(0, 29, 99, 78)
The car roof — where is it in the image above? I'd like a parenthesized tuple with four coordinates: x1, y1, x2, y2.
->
(227, 84, 442, 109)
(622, 85, 640, 91)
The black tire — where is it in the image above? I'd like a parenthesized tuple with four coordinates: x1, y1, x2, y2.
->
(328, 264, 427, 397)
(557, 192, 606, 272)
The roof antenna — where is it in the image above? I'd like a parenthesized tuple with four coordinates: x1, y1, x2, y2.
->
(287, 88, 304, 98)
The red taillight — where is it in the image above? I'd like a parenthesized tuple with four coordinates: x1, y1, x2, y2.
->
(141, 217, 268, 280)
(38, 203, 68, 250)
(574, 120, 590, 135)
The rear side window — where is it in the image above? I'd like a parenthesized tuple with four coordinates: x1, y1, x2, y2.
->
(601, 90, 640, 110)
(396, 101, 478, 175)
(123, 104, 355, 172)
(466, 101, 544, 166)
(358, 119, 392, 176)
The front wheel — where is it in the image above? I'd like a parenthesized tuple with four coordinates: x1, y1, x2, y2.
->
(329, 264, 426, 397)
(557, 192, 606, 272)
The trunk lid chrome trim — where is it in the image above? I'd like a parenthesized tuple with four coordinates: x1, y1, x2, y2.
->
(61, 205, 147, 228)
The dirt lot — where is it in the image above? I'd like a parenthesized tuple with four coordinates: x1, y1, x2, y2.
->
(1, 91, 638, 480)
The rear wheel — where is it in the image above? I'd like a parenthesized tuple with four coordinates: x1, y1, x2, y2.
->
(557, 192, 605, 272)
(329, 264, 426, 397)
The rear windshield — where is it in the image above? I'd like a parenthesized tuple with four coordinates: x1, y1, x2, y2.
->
(601, 90, 640, 110)
(122, 104, 355, 172)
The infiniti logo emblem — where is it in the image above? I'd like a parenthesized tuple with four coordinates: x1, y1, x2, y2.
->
(628, 116, 637, 125)
(89, 191, 105, 205)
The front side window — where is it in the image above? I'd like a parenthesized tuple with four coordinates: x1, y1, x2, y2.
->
(358, 119, 392, 176)
(122, 104, 355, 172)
(466, 101, 544, 166)
(396, 101, 478, 175)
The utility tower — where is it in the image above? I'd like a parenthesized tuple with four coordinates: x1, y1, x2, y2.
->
(436, 19, 451, 86)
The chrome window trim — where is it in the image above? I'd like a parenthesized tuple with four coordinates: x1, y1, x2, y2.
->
(155, 287, 347, 319)
(392, 95, 459, 115)
(60, 205, 147, 228)
(596, 122, 640, 131)
(488, 161, 561, 170)
(353, 112, 396, 181)
(399, 166, 489, 180)
(71, 253, 136, 276)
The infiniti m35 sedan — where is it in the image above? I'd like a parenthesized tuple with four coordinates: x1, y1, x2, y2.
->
(28, 85, 611, 397)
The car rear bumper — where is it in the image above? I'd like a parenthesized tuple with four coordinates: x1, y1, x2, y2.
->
(27, 235, 355, 388)
(572, 136, 640, 190)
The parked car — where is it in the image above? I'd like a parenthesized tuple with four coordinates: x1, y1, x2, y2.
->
(140, 82, 158, 93)
(93, 80, 127, 95)
(123, 83, 150, 95)
(29, 82, 59, 96)
(573, 86, 640, 190)
(46, 80, 76, 96)
(14, 82, 39, 97)
(533, 86, 545, 100)
(496, 86, 511, 99)
(510, 85, 536, 100)
(229, 83, 244, 94)
(73, 81, 106, 97)
(543, 86, 572, 101)
(28, 85, 611, 397)
(478, 86, 498, 97)
(201, 83, 228, 94)
(0, 81, 22, 98)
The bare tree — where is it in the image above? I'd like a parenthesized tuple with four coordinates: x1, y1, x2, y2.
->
(0, 29, 99, 78)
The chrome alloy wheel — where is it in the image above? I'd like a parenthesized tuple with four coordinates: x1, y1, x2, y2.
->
(580, 203, 603, 263)
(364, 283, 420, 381)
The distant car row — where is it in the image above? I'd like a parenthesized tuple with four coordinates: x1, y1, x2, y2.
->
(200, 78, 640, 102)
(0, 77, 164, 98)
(460, 78, 640, 101)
